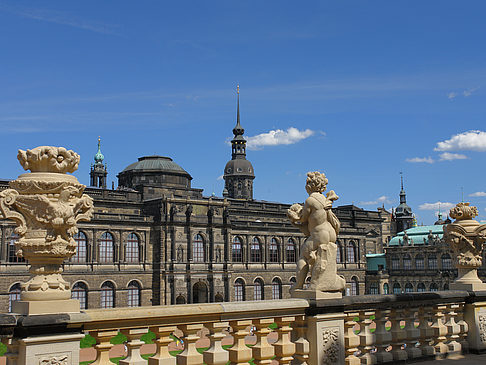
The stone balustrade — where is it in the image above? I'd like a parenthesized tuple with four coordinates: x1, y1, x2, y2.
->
(2, 291, 486, 365)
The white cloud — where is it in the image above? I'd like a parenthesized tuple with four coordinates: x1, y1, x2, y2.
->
(419, 202, 455, 211)
(448, 92, 457, 100)
(438, 152, 468, 161)
(406, 157, 434, 164)
(470, 191, 486, 197)
(360, 196, 392, 206)
(246, 127, 315, 150)
(435, 130, 486, 152)
(463, 87, 480, 97)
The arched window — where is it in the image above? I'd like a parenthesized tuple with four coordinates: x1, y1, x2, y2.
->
(290, 277, 296, 289)
(393, 283, 401, 294)
(304, 276, 311, 290)
(441, 254, 452, 270)
(8, 283, 21, 312)
(71, 231, 87, 263)
(269, 238, 279, 263)
(428, 255, 438, 269)
(250, 237, 262, 262)
(232, 237, 243, 262)
(350, 277, 359, 296)
(125, 233, 140, 263)
(347, 241, 356, 263)
(286, 238, 296, 262)
(214, 293, 224, 302)
(417, 283, 426, 292)
(234, 278, 245, 301)
(415, 254, 424, 270)
(72, 282, 88, 309)
(99, 232, 114, 263)
(405, 283, 413, 293)
(176, 295, 186, 304)
(430, 283, 439, 292)
(100, 281, 115, 308)
(253, 278, 264, 301)
(391, 256, 400, 270)
(127, 281, 141, 307)
(444, 283, 449, 290)
(369, 283, 379, 295)
(192, 234, 204, 263)
(272, 278, 282, 299)
(8, 233, 24, 263)
(336, 241, 342, 263)
(403, 255, 412, 270)
(383, 283, 389, 295)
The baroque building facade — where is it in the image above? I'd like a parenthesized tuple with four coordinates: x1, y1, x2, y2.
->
(0, 91, 389, 311)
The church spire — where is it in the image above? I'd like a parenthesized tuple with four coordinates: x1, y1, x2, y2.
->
(233, 84, 244, 137)
(90, 136, 107, 188)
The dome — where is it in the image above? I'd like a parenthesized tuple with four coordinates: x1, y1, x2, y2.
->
(122, 156, 189, 175)
(224, 159, 254, 176)
(395, 203, 412, 217)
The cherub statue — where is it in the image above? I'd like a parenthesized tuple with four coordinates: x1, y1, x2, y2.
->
(287, 171, 345, 292)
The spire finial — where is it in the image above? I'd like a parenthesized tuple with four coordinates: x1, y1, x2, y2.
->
(236, 84, 240, 126)
(94, 136, 104, 164)
(400, 171, 404, 190)
(237, 83, 239, 94)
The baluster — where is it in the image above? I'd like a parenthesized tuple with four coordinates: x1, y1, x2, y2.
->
(456, 303, 469, 354)
(444, 304, 462, 358)
(119, 328, 149, 365)
(358, 311, 376, 364)
(345, 312, 360, 365)
(374, 309, 393, 363)
(203, 321, 230, 365)
(2, 337, 19, 365)
(273, 316, 296, 365)
(292, 315, 310, 365)
(251, 318, 275, 364)
(148, 326, 177, 365)
(176, 324, 204, 365)
(431, 304, 448, 359)
(403, 308, 421, 359)
(90, 330, 118, 365)
(389, 308, 407, 361)
(228, 320, 253, 365)
(417, 306, 434, 357)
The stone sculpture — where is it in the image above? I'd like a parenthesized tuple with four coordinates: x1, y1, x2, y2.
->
(0, 146, 93, 313)
(287, 171, 345, 299)
(443, 202, 486, 290)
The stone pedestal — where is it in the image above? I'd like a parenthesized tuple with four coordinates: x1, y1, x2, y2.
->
(17, 333, 84, 365)
(291, 289, 342, 300)
(306, 313, 345, 365)
(464, 301, 486, 352)
(12, 299, 80, 315)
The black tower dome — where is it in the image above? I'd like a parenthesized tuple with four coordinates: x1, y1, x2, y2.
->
(223, 85, 255, 200)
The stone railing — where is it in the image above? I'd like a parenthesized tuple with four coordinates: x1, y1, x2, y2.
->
(2, 291, 486, 365)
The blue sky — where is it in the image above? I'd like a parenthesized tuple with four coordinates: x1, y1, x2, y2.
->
(1, 1, 486, 225)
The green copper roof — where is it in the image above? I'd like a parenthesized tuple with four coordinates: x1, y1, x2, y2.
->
(94, 138, 104, 164)
(122, 156, 190, 175)
(366, 253, 386, 271)
(389, 224, 444, 246)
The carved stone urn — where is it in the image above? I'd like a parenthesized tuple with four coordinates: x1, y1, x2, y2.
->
(0, 146, 93, 313)
(443, 202, 486, 290)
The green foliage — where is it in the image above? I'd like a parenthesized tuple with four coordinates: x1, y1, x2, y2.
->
(110, 332, 127, 345)
(0, 342, 6, 356)
(141, 331, 156, 344)
(80, 334, 96, 349)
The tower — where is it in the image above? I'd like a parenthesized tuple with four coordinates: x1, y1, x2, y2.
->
(90, 137, 108, 188)
(394, 173, 414, 233)
(223, 85, 255, 199)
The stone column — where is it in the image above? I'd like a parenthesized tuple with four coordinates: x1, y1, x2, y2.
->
(443, 202, 486, 290)
(0, 146, 94, 315)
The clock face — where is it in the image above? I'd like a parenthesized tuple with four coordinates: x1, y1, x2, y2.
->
(227, 168, 232, 173)
(237, 167, 242, 172)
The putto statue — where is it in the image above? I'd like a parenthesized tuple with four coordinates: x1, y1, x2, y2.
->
(287, 171, 345, 298)
(0, 146, 93, 314)
(444, 202, 486, 290)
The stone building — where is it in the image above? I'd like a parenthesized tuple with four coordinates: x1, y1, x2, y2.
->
(0, 91, 388, 311)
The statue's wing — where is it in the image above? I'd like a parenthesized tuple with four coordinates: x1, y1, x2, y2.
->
(14, 195, 55, 225)
(73, 194, 94, 223)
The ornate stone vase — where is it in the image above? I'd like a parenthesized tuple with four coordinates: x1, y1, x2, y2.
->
(443, 202, 486, 290)
(0, 146, 93, 301)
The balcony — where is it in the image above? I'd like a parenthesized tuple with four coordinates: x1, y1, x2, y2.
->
(2, 290, 486, 365)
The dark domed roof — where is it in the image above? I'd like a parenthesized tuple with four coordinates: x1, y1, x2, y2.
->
(122, 156, 190, 175)
(224, 158, 254, 176)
